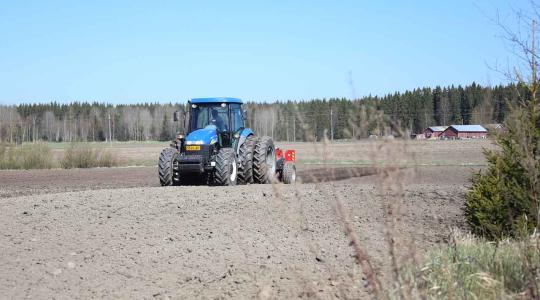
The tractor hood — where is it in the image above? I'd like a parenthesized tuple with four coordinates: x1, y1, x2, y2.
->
(185, 125, 218, 145)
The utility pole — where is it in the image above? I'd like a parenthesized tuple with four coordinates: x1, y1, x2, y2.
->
(286, 117, 289, 142)
(20, 119, 25, 143)
(293, 117, 296, 142)
(108, 113, 112, 144)
(112, 114, 115, 141)
(330, 108, 334, 141)
(9, 110, 13, 143)
(314, 119, 317, 141)
(271, 113, 275, 140)
(32, 116, 36, 142)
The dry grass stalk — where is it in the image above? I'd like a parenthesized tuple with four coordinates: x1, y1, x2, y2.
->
(61, 143, 119, 168)
(0, 142, 55, 169)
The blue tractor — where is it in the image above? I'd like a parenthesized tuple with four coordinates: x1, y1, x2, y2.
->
(158, 97, 296, 186)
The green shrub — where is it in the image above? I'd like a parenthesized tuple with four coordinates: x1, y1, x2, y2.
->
(0, 143, 54, 169)
(465, 84, 540, 239)
(61, 143, 119, 169)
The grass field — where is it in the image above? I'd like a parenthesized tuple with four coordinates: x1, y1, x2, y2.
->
(17, 138, 496, 168)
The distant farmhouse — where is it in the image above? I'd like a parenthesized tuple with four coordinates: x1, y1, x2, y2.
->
(441, 125, 488, 139)
(423, 126, 448, 139)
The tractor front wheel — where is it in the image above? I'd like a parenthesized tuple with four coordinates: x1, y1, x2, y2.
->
(158, 147, 180, 186)
(213, 148, 238, 186)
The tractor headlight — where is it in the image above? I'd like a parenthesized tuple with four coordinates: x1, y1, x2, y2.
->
(176, 134, 184, 140)
(234, 133, 240, 139)
(186, 140, 204, 145)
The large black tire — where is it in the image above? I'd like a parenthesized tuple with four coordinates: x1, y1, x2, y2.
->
(159, 147, 180, 186)
(237, 135, 256, 185)
(253, 136, 276, 184)
(282, 162, 296, 184)
(213, 148, 238, 186)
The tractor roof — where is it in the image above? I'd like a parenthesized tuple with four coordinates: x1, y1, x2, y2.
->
(190, 97, 243, 104)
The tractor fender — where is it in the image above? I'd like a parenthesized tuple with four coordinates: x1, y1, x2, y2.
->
(236, 128, 254, 155)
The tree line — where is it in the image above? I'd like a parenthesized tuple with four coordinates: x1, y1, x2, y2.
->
(0, 82, 524, 143)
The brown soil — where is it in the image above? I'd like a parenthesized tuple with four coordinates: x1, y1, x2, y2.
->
(0, 140, 486, 299)
(0, 166, 474, 299)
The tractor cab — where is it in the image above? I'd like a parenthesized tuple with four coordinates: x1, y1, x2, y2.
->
(187, 98, 245, 149)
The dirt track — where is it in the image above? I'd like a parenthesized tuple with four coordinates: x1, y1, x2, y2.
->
(0, 163, 475, 299)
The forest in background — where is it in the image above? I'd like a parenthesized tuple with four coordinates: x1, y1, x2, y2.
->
(0, 82, 523, 143)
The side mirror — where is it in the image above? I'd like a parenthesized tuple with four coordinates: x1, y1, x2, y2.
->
(173, 111, 179, 122)
(243, 109, 248, 119)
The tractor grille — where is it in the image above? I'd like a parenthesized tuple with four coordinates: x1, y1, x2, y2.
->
(177, 144, 215, 174)
(179, 154, 204, 163)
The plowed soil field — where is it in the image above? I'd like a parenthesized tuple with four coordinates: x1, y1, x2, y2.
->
(0, 140, 492, 299)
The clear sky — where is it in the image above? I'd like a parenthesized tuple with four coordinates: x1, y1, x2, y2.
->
(0, 0, 531, 104)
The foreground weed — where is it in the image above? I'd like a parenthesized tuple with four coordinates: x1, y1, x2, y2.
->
(399, 230, 540, 299)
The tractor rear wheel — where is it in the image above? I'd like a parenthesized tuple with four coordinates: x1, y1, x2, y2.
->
(282, 162, 296, 184)
(253, 136, 276, 184)
(159, 147, 180, 186)
(213, 148, 238, 186)
(237, 135, 256, 185)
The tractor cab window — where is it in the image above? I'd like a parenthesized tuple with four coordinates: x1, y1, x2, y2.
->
(230, 104, 244, 132)
(190, 104, 230, 132)
(210, 106, 229, 132)
(192, 107, 209, 130)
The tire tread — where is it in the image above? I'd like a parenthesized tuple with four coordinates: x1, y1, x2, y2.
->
(282, 162, 296, 184)
(237, 135, 256, 184)
(213, 148, 237, 186)
(158, 147, 179, 186)
(253, 136, 274, 184)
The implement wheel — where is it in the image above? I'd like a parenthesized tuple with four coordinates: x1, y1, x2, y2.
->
(282, 162, 296, 184)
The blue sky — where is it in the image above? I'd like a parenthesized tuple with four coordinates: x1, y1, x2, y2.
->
(0, 0, 530, 104)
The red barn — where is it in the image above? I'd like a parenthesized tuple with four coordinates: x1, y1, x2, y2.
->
(423, 126, 447, 138)
(442, 125, 488, 139)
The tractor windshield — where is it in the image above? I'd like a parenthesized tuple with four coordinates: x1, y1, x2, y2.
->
(190, 104, 230, 132)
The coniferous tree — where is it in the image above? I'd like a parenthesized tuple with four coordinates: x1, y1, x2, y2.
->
(465, 18, 540, 239)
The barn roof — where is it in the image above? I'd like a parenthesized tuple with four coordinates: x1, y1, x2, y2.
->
(427, 126, 447, 132)
(448, 125, 487, 132)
